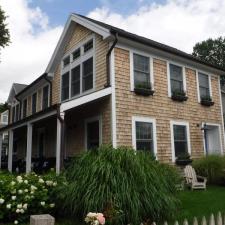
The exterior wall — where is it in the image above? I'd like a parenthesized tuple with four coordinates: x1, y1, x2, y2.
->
(114, 47, 224, 163)
(52, 24, 109, 104)
(65, 97, 111, 156)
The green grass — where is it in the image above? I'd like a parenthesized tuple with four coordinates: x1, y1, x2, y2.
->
(172, 185, 225, 223)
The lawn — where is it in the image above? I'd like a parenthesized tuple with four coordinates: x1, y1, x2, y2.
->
(173, 185, 225, 223)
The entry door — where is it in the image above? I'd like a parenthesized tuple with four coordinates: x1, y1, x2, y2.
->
(86, 117, 101, 150)
(205, 125, 222, 155)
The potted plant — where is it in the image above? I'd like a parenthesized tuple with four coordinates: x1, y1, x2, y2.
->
(171, 89, 188, 102)
(134, 82, 154, 96)
(200, 95, 214, 106)
(175, 152, 192, 166)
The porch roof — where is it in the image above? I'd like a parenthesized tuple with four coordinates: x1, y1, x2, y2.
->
(0, 104, 59, 133)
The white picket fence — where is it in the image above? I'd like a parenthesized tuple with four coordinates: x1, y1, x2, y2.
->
(153, 212, 224, 225)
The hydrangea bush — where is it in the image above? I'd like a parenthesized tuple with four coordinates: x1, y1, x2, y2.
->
(0, 171, 64, 224)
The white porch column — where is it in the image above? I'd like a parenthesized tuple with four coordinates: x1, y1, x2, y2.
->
(26, 123, 33, 173)
(8, 130, 13, 172)
(56, 118, 62, 174)
(0, 133, 3, 169)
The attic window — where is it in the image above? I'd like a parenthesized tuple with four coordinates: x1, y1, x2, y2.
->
(63, 56, 70, 67)
(84, 39, 93, 53)
(73, 48, 81, 61)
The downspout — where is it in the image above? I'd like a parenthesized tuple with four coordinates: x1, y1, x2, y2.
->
(57, 105, 65, 170)
(44, 74, 53, 106)
(105, 32, 118, 87)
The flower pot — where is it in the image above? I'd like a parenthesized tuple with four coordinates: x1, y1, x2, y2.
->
(134, 88, 154, 96)
(201, 99, 214, 106)
(175, 159, 193, 166)
(171, 95, 188, 102)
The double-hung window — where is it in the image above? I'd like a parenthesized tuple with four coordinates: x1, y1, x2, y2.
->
(171, 121, 190, 161)
(61, 37, 94, 102)
(198, 72, 211, 99)
(169, 64, 184, 94)
(133, 53, 151, 89)
(23, 99, 27, 118)
(42, 85, 49, 110)
(132, 117, 156, 156)
(32, 93, 37, 114)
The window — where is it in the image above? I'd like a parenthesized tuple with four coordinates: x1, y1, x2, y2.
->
(84, 39, 93, 53)
(71, 65, 80, 97)
(85, 116, 102, 150)
(171, 121, 190, 161)
(23, 99, 27, 118)
(32, 93, 37, 114)
(61, 72, 69, 101)
(133, 53, 150, 88)
(42, 85, 49, 110)
(169, 64, 184, 93)
(132, 117, 157, 156)
(12, 106, 15, 123)
(198, 72, 210, 99)
(72, 48, 80, 61)
(63, 56, 70, 67)
(82, 57, 93, 92)
(1, 111, 8, 124)
(15, 104, 20, 121)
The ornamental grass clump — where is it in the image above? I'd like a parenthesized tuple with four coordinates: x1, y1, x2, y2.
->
(0, 171, 64, 224)
(62, 145, 181, 225)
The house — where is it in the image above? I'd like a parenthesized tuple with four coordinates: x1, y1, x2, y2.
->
(0, 13, 225, 174)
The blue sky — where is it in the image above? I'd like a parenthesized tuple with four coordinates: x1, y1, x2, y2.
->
(29, 0, 165, 26)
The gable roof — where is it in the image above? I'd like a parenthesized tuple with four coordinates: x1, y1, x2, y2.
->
(14, 83, 27, 94)
(7, 83, 27, 103)
(76, 14, 225, 74)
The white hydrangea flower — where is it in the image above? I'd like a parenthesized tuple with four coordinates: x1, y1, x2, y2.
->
(16, 209, 20, 213)
(23, 203, 28, 209)
(30, 185, 37, 191)
(40, 201, 45, 206)
(46, 180, 53, 186)
(6, 204, 11, 209)
(50, 203, 55, 208)
(14, 220, 18, 224)
(0, 198, 5, 204)
(38, 178, 44, 183)
(24, 180, 28, 184)
(18, 190, 23, 194)
(16, 176, 22, 181)
(12, 196, 16, 200)
(24, 189, 28, 193)
(11, 181, 16, 186)
(17, 204, 22, 209)
(20, 209, 25, 214)
(53, 182, 57, 186)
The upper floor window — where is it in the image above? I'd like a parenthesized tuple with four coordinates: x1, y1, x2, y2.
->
(63, 56, 70, 68)
(198, 72, 210, 99)
(32, 93, 37, 114)
(23, 99, 27, 118)
(42, 85, 49, 110)
(133, 53, 151, 89)
(1, 111, 8, 124)
(132, 117, 157, 156)
(61, 37, 95, 102)
(169, 64, 184, 93)
(15, 104, 20, 121)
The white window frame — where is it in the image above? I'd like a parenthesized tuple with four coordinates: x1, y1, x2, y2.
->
(170, 120, 191, 162)
(130, 49, 154, 91)
(41, 84, 50, 110)
(196, 70, 212, 103)
(201, 122, 223, 155)
(84, 115, 102, 150)
(132, 116, 157, 158)
(1, 111, 8, 125)
(60, 34, 96, 102)
(167, 61, 187, 97)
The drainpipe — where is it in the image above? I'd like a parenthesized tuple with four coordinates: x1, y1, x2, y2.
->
(57, 105, 65, 170)
(44, 74, 53, 106)
(105, 32, 118, 87)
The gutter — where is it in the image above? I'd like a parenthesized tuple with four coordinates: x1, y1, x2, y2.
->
(44, 75, 53, 105)
(105, 32, 118, 87)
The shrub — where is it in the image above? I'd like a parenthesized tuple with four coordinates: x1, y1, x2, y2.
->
(192, 155, 225, 184)
(0, 171, 65, 224)
(61, 145, 180, 225)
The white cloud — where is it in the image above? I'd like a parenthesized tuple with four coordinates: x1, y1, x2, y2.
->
(0, 0, 63, 102)
(88, 0, 225, 54)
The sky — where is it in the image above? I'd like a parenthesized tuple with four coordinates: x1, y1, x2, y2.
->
(0, 0, 225, 102)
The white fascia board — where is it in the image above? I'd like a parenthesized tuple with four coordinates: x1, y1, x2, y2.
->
(60, 87, 112, 112)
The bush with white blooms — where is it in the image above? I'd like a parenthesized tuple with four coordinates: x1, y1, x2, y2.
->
(85, 212, 105, 225)
(0, 171, 62, 224)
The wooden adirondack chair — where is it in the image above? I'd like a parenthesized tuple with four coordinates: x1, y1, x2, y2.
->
(184, 165, 207, 190)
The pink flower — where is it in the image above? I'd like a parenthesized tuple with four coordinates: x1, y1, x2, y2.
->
(97, 213, 105, 225)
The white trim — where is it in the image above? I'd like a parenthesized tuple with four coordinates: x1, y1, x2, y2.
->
(167, 61, 187, 97)
(132, 116, 157, 158)
(84, 115, 102, 150)
(110, 49, 117, 147)
(201, 122, 223, 155)
(8, 129, 13, 172)
(0, 110, 8, 125)
(60, 87, 112, 112)
(56, 117, 62, 174)
(196, 70, 213, 103)
(170, 120, 191, 162)
(129, 49, 154, 91)
(26, 123, 33, 173)
(0, 134, 3, 169)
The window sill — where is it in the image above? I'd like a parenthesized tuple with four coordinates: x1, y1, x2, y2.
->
(200, 100, 214, 107)
(134, 88, 154, 96)
(171, 95, 188, 102)
(175, 158, 192, 166)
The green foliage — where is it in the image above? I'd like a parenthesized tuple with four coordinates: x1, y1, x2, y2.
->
(60, 145, 181, 225)
(0, 5, 10, 48)
(0, 171, 65, 224)
(192, 37, 225, 70)
(0, 102, 8, 113)
(192, 155, 225, 184)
